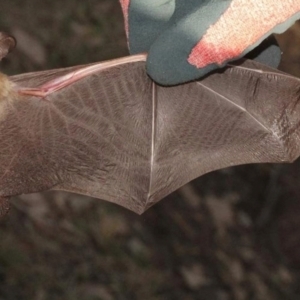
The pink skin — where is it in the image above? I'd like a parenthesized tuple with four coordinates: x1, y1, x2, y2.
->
(17, 54, 146, 98)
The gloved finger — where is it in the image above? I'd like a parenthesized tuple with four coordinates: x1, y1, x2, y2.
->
(147, 0, 300, 85)
(119, 0, 175, 53)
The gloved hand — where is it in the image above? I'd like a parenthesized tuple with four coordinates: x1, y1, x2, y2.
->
(119, 0, 300, 85)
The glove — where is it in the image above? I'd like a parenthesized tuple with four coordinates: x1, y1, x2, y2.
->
(120, 0, 300, 85)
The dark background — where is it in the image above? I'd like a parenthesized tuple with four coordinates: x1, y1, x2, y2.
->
(1, 1, 300, 299)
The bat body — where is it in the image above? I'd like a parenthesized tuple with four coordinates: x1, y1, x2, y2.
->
(1, 51, 300, 214)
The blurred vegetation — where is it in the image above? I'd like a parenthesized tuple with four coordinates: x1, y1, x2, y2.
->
(1, 1, 300, 299)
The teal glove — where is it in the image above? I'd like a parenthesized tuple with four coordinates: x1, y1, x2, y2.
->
(120, 0, 300, 85)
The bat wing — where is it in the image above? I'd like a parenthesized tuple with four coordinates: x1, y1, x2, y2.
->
(2, 55, 300, 214)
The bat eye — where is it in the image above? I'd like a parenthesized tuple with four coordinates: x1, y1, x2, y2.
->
(0, 32, 16, 61)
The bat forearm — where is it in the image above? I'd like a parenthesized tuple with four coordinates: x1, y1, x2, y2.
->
(16, 54, 147, 98)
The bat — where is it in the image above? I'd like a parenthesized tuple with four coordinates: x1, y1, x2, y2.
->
(0, 33, 300, 215)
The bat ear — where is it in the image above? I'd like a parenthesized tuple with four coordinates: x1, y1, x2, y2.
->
(0, 32, 16, 61)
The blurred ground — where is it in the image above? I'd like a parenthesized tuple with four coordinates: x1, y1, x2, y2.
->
(1, 1, 300, 299)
